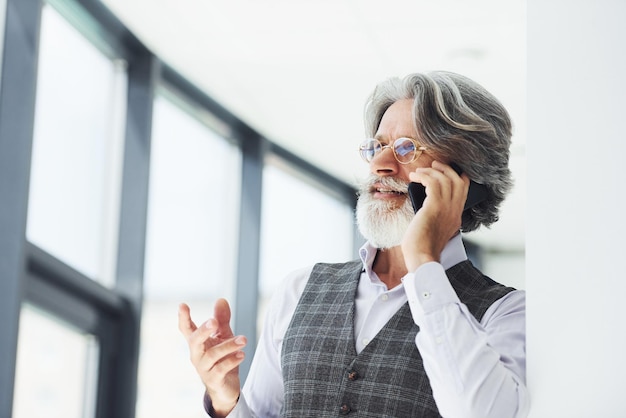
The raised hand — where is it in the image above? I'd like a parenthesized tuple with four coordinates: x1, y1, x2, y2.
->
(402, 160, 469, 271)
(178, 299, 247, 417)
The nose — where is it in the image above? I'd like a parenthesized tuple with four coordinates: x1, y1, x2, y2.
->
(370, 146, 399, 177)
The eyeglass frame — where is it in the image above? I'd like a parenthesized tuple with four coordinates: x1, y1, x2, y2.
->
(358, 137, 428, 165)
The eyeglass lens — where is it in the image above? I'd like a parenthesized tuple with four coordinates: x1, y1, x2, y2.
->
(359, 137, 418, 163)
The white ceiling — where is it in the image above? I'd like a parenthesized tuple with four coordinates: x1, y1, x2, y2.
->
(101, 0, 526, 251)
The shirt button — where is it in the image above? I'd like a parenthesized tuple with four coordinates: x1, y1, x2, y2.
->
(348, 371, 359, 381)
(381, 294, 389, 301)
(422, 291, 431, 299)
(340, 404, 351, 415)
(362, 338, 369, 346)
(435, 336, 443, 344)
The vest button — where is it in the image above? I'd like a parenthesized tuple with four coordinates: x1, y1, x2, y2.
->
(347, 371, 359, 381)
(339, 404, 351, 415)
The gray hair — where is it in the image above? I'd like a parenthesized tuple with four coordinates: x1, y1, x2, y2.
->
(364, 71, 513, 232)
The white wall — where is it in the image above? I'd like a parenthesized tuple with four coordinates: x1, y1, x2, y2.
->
(483, 251, 525, 291)
(527, 1, 626, 416)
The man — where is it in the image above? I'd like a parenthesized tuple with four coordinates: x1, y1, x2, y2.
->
(179, 71, 528, 417)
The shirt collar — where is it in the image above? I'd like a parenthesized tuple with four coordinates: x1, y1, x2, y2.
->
(358, 233, 468, 274)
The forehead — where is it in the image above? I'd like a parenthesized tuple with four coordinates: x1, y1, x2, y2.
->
(374, 99, 416, 140)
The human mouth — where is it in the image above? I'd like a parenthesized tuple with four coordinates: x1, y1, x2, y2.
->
(372, 184, 407, 198)
(376, 187, 404, 194)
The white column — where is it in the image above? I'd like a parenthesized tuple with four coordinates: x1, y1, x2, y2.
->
(527, 0, 626, 416)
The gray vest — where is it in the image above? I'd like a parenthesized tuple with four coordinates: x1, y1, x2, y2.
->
(280, 259, 515, 417)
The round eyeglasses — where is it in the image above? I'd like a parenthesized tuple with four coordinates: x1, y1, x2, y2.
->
(358, 137, 427, 164)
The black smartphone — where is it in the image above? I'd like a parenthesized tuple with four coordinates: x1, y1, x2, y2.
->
(407, 163, 488, 213)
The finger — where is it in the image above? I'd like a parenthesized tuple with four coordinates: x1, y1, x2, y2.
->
(213, 298, 235, 339)
(432, 160, 460, 177)
(431, 161, 469, 203)
(209, 348, 246, 375)
(410, 167, 447, 202)
(198, 335, 247, 371)
(185, 322, 223, 367)
(178, 303, 198, 338)
(214, 298, 231, 325)
(430, 167, 453, 201)
(188, 318, 220, 352)
(456, 173, 471, 203)
(432, 161, 469, 186)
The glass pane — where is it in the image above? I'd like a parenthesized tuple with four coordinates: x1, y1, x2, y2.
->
(26, 5, 127, 285)
(13, 304, 99, 418)
(136, 93, 241, 418)
(258, 163, 354, 326)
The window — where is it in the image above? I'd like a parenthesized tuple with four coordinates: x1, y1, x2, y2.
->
(13, 304, 99, 418)
(258, 161, 354, 328)
(26, 4, 127, 285)
(136, 91, 241, 418)
(3, 3, 360, 417)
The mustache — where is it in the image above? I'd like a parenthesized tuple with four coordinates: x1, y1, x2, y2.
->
(357, 175, 410, 195)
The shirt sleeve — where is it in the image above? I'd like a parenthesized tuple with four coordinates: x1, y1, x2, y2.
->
(239, 312, 285, 418)
(402, 262, 529, 418)
(203, 392, 254, 418)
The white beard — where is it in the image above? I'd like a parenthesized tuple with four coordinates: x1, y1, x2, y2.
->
(355, 175, 415, 249)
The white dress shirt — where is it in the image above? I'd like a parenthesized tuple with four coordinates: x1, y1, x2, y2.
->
(214, 234, 529, 417)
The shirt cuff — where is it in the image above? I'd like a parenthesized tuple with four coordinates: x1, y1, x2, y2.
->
(402, 261, 461, 323)
(204, 392, 245, 418)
